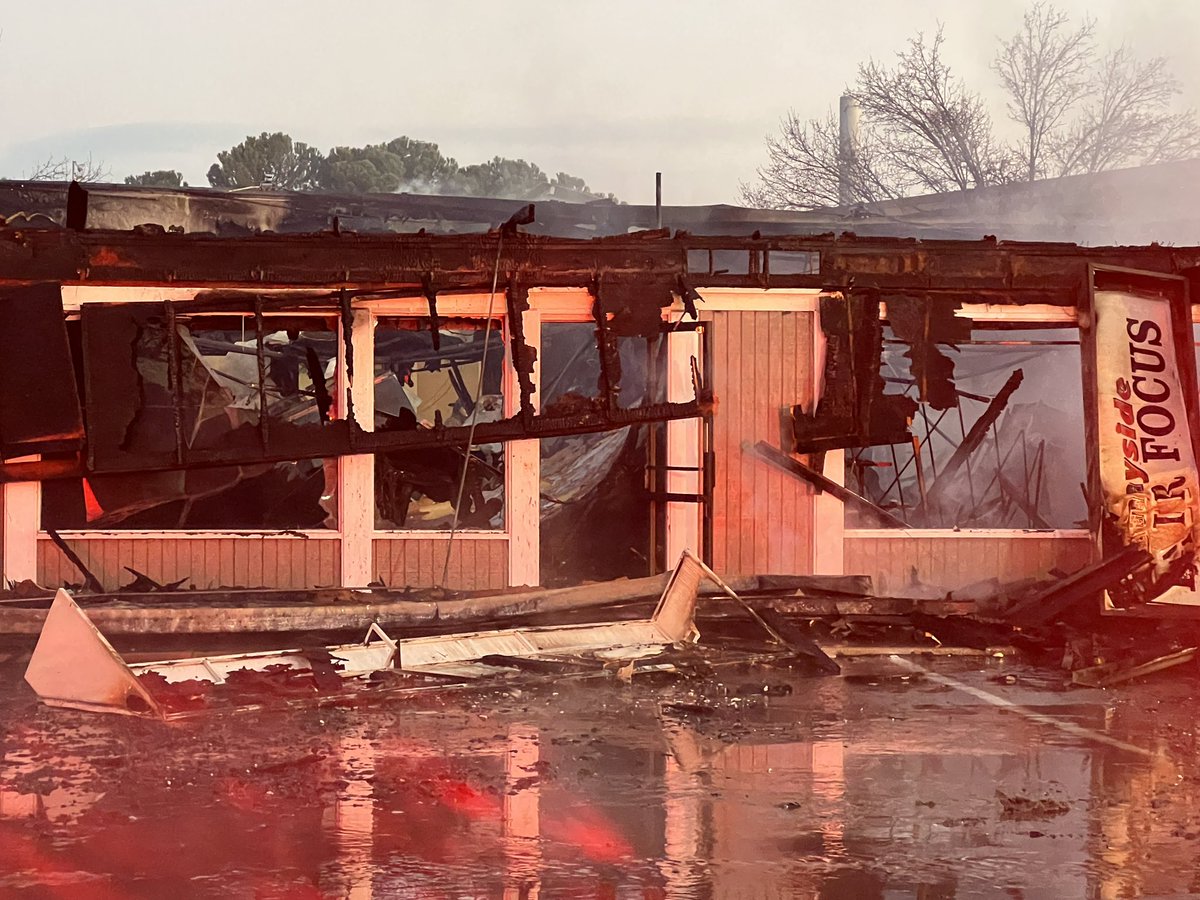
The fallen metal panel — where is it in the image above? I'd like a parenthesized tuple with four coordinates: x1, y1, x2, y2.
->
(136, 625, 397, 685)
(398, 550, 706, 673)
(24, 589, 163, 717)
(0, 285, 83, 456)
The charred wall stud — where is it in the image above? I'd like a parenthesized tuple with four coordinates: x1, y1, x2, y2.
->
(793, 291, 915, 454)
(505, 282, 537, 428)
(885, 295, 972, 411)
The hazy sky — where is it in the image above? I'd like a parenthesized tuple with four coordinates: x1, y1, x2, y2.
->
(2, 0, 1198, 204)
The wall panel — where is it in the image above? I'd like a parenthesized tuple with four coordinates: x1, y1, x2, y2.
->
(710, 310, 815, 576)
(373, 538, 508, 591)
(843, 532, 1094, 594)
(37, 536, 341, 591)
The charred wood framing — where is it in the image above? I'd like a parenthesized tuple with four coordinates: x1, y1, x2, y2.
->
(0, 402, 709, 483)
(338, 288, 356, 432)
(1006, 545, 1151, 625)
(163, 300, 184, 464)
(64, 181, 87, 231)
(45, 529, 104, 593)
(253, 297, 270, 451)
(421, 275, 442, 352)
(0, 229, 1197, 298)
(794, 292, 916, 453)
(505, 283, 537, 426)
(591, 279, 620, 416)
(750, 440, 908, 528)
(918, 368, 1025, 518)
(885, 296, 971, 411)
(2, 226, 1200, 486)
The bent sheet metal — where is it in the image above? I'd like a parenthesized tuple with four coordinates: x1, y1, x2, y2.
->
(24, 550, 716, 720)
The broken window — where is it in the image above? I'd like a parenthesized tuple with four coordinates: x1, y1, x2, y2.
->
(539, 322, 657, 584)
(537, 322, 654, 415)
(845, 325, 1087, 530)
(373, 316, 505, 530)
(42, 314, 339, 530)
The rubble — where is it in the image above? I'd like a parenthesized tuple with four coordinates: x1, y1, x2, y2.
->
(1071, 646, 1199, 688)
(23, 551, 802, 719)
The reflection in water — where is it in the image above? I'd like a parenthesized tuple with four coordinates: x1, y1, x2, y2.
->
(1, 658, 1199, 898)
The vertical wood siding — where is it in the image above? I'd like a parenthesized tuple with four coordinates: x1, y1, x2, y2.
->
(373, 538, 508, 591)
(37, 537, 341, 591)
(843, 533, 1095, 594)
(710, 310, 815, 576)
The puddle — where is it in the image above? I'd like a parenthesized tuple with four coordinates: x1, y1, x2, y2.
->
(2, 657, 1200, 898)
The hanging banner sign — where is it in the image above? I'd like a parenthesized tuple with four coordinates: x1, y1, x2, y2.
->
(1089, 271, 1200, 607)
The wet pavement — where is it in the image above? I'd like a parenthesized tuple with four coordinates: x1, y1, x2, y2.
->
(2, 652, 1200, 899)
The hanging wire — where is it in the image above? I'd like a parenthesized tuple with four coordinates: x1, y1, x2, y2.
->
(439, 231, 505, 587)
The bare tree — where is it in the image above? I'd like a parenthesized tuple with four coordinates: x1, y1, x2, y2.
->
(25, 154, 110, 183)
(1049, 48, 1200, 175)
(993, 2, 1094, 180)
(740, 110, 909, 210)
(855, 28, 1017, 193)
(745, 4, 1200, 210)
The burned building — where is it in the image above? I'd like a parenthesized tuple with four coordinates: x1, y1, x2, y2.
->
(2, 181, 1200, 616)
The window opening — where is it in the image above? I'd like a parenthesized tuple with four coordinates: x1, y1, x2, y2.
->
(373, 316, 505, 530)
(845, 325, 1086, 529)
(42, 314, 339, 530)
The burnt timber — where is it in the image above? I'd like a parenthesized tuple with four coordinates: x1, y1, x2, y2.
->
(0, 227, 1197, 299)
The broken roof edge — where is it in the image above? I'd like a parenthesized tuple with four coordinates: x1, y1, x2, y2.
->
(6, 175, 1200, 246)
(0, 227, 1195, 304)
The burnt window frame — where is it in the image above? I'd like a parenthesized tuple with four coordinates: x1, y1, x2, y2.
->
(369, 306, 511, 535)
(841, 303, 1092, 537)
(38, 289, 346, 538)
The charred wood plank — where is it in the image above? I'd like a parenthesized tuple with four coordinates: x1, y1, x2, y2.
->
(1004, 546, 1151, 626)
(755, 573, 873, 595)
(1071, 646, 1198, 687)
(793, 292, 916, 453)
(755, 608, 841, 675)
(885, 295, 971, 411)
(45, 529, 104, 594)
(0, 570, 764, 636)
(750, 440, 908, 528)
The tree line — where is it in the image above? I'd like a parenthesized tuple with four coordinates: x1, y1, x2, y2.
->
(44, 133, 617, 202)
(742, 2, 1200, 210)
